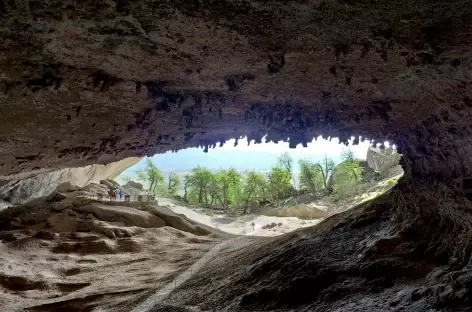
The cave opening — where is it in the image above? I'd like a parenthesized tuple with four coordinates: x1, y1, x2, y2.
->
(0, 133, 405, 311)
(115, 135, 403, 236)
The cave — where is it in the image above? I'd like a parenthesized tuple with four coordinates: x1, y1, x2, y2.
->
(1, 0, 472, 311)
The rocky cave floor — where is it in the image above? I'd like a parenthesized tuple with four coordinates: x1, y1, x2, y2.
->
(3, 181, 472, 311)
(154, 192, 472, 312)
(0, 183, 230, 312)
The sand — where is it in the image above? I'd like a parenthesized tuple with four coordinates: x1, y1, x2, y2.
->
(0, 183, 329, 311)
(0, 228, 218, 312)
(157, 197, 323, 237)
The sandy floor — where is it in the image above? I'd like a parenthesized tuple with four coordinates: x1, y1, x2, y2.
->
(0, 227, 220, 312)
(157, 197, 322, 237)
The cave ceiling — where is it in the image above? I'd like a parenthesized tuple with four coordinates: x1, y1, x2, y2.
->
(0, 0, 471, 178)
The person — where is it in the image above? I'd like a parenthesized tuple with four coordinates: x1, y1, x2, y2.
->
(109, 189, 116, 201)
(119, 190, 123, 200)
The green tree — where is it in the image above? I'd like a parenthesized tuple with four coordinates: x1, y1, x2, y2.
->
(207, 174, 222, 206)
(136, 159, 165, 193)
(225, 168, 243, 209)
(167, 172, 181, 195)
(277, 152, 295, 187)
(215, 170, 229, 208)
(241, 171, 268, 213)
(316, 155, 335, 191)
(267, 167, 292, 205)
(340, 149, 363, 183)
(333, 150, 364, 199)
(185, 166, 214, 206)
(204, 168, 243, 210)
(298, 159, 324, 196)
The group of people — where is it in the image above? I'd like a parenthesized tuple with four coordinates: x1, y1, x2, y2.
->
(100, 188, 155, 202)
(108, 188, 127, 200)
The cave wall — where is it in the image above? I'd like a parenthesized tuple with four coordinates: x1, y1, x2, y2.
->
(0, 0, 471, 183)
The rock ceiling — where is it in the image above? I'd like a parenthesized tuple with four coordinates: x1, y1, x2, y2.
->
(0, 0, 471, 181)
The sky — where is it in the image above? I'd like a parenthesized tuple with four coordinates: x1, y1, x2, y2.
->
(119, 136, 390, 180)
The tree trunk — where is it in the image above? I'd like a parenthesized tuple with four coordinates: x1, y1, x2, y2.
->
(150, 179, 155, 194)
(244, 189, 254, 214)
(223, 186, 228, 209)
(316, 163, 328, 189)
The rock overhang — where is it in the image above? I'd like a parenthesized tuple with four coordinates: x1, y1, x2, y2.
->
(0, 0, 470, 181)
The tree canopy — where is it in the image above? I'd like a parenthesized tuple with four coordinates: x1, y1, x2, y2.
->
(136, 159, 165, 193)
(298, 159, 324, 196)
(129, 148, 367, 213)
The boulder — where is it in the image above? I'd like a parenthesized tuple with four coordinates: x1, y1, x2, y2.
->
(47, 213, 80, 232)
(74, 203, 166, 228)
(144, 204, 212, 235)
(99, 180, 116, 190)
(80, 218, 144, 238)
(125, 181, 144, 191)
(55, 182, 79, 193)
(79, 183, 109, 196)
(72, 196, 94, 207)
(33, 230, 57, 240)
(52, 202, 71, 212)
(46, 191, 67, 202)
(283, 193, 317, 206)
(366, 146, 402, 178)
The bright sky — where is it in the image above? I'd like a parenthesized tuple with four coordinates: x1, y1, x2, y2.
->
(216, 135, 374, 160)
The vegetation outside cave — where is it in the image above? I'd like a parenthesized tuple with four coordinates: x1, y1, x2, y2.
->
(118, 136, 403, 219)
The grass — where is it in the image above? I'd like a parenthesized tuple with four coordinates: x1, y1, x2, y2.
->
(384, 176, 400, 186)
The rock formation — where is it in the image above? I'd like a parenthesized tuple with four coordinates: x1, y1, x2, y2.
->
(0, 181, 216, 238)
(0, 157, 140, 206)
(366, 146, 402, 178)
(0, 182, 226, 311)
(0, 1, 472, 311)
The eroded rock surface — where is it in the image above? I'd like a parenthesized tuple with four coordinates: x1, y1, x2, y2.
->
(366, 146, 401, 177)
(0, 157, 140, 206)
(155, 195, 470, 312)
(0, 182, 228, 311)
